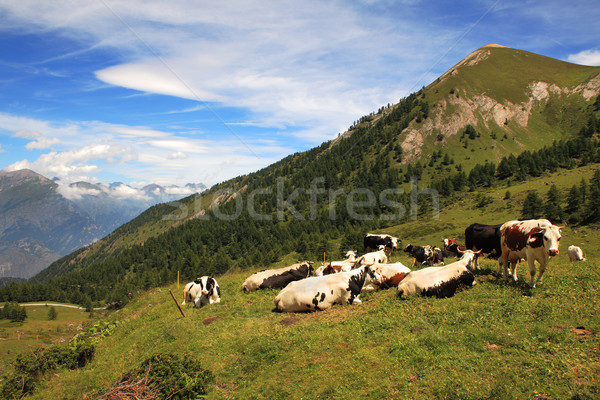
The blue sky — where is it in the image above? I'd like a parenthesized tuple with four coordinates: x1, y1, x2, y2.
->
(1, 0, 599, 188)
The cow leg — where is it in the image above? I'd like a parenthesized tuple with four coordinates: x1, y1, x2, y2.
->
(510, 261, 518, 282)
(527, 257, 538, 288)
(499, 253, 509, 279)
(535, 262, 546, 287)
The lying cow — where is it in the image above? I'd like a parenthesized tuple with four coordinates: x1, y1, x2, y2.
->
(182, 276, 221, 307)
(242, 261, 313, 292)
(315, 251, 358, 276)
(274, 266, 382, 312)
(499, 219, 562, 288)
(364, 233, 399, 254)
(363, 262, 411, 292)
(354, 245, 388, 267)
(396, 250, 480, 299)
(403, 244, 433, 266)
(568, 245, 586, 261)
(441, 242, 467, 259)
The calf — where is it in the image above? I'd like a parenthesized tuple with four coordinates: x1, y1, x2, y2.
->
(182, 276, 221, 307)
(242, 261, 313, 292)
(403, 244, 433, 267)
(396, 250, 480, 299)
(568, 245, 586, 261)
(274, 266, 382, 312)
(499, 219, 562, 288)
(363, 262, 411, 292)
(354, 245, 388, 267)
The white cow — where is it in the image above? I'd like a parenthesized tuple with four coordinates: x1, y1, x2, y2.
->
(396, 250, 480, 298)
(274, 266, 382, 312)
(567, 245, 586, 261)
(354, 245, 388, 268)
(182, 276, 221, 307)
(499, 219, 562, 288)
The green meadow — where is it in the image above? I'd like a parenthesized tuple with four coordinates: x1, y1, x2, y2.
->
(12, 167, 600, 400)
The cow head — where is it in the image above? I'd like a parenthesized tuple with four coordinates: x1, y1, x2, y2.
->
(403, 244, 413, 253)
(377, 244, 387, 252)
(364, 265, 383, 286)
(528, 224, 562, 256)
(389, 236, 399, 249)
(459, 250, 481, 271)
(345, 250, 357, 259)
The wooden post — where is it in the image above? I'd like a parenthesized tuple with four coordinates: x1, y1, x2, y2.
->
(169, 289, 186, 318)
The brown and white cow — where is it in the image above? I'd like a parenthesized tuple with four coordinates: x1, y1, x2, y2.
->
(315, 251, 358, 276)
(182, 276, 221, 307)
(354, 245, 388, 268)
(396, 250, 480, 299)
(241, 261, 313, 292)
(274, 266, 382, 312)
(499, 219, 562, 288)
(363, 262, 411, 292)
(568, 245, 586, 261)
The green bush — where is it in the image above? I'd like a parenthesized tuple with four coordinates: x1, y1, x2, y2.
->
(122, 353, 214, 399)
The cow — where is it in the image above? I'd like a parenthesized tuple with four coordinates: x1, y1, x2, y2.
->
(396, 250, 481, 299)
(441, 243, 467, 259)
(274, 265, 382, 312)
(443, 238, 457, 248)
(403, 244, 433, 267)
(430, 247, 445, 265)
(241, 261, 314, 292)
(568, 245, 586, 261)
(182, 276, 221, 307)
(364, 233, 399, 255)
(315, 251, 358, 276)
(465, 223, 502, 259)
(354, 245, 388, 267)
(363, 262, 411, 292)
(499, 219, 562, 288)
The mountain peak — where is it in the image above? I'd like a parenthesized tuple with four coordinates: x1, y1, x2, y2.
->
(481, 43, 507, 48)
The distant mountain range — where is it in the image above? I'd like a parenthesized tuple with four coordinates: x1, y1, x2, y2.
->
(0, 168, 206, 279)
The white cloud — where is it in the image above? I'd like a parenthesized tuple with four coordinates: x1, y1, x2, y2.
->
(13, 129, 60, 149)
(567, 49, 600, 66)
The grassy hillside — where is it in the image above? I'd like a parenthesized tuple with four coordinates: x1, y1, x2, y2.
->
(12, 166, 600, 400)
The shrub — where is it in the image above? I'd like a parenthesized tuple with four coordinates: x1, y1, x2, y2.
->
(120, 353, 214, 399)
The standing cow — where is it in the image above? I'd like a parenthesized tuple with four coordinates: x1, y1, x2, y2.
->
(465, 223, 502, 259)
(364, 233, 399, 254)
(274, 266, 382, 312)
(499, 219, 562, 288)
(182, 276, 221, 307)
(567, 245, 586, 261)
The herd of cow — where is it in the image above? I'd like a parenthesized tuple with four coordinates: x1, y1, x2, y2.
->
(182, 218, 587, 313)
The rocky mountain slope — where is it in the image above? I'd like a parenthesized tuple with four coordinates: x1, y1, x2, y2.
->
(0, 169, 206, 279)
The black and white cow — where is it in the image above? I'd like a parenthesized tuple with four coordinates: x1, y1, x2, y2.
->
(274, 265, 382, 312)
(241, 261, 314, 292)
(403, 244, 433, 267)
(182, 276, 221, 307)
(396, 250, 480, 299)
(364, 233, 399, 254)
